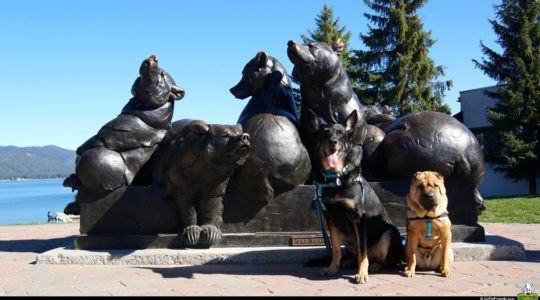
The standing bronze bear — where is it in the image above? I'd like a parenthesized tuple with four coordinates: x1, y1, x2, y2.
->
(287, 41, 367, 174)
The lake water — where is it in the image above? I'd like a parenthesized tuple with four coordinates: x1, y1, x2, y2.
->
(0, 179, 75, 225)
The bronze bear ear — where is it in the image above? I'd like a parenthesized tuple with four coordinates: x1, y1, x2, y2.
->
(256, 51, 268, 66)
(268, 71, 283, 86)
(170, 85, 185, 101)
(235, 123, 243, 132)
(131, 77, 140, 96)
(187, 120, 210, 137)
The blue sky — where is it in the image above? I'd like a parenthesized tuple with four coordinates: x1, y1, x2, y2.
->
(0, 0, 499, 150)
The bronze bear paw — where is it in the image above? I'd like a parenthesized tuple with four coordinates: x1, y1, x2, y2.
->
(182, 225, 201, 247)
(198, 224, 222, 248)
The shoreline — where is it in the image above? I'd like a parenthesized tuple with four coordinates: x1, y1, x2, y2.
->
(0, 179, 75, 225)
(0, 178, 66, 182)
(0, 215, 80, 226)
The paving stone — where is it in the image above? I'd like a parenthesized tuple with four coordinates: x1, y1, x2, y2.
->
(0, 223, 538, 296)
(466, 274, 513, 286)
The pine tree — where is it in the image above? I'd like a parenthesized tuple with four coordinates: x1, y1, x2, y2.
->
(301, 3, 353, 70)
(473, 0, 540, 194)
(351, 0, 451, 115)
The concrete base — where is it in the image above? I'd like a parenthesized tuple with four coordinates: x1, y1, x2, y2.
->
(37, 234, 525, 265)
(73, 224, 485, 250)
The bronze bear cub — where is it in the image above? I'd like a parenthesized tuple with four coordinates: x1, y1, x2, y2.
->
(159, 119, 250, 248)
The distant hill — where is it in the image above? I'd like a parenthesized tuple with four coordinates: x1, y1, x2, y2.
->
(0, 145, 76, 180)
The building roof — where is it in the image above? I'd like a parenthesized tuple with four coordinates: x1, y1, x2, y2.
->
(459, 85, 498, 94)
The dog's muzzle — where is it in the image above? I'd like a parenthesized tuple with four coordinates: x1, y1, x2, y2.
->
(420, 191, 438, 211)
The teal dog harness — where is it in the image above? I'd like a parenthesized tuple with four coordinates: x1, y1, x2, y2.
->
(313, 166, 365, 255)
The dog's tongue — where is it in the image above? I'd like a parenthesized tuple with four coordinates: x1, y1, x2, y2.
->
(325, 149, 339, 169)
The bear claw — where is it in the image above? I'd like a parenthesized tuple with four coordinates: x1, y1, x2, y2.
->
(182, 225, 201, 247)
(198, 224, 222, 248)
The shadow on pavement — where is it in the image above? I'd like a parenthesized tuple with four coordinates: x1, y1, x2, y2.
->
(525, 250, 540, 262)
(0, 236, 75, 253)
(136, 264, 322, 281)
(135, 262, 406, 282)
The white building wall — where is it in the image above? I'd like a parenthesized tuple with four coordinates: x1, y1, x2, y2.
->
(460, 85, 538, 197)
(479, 164, 540, 198)
(459, 86, 498, 129)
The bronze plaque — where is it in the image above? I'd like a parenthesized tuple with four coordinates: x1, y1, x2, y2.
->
(291, 235, 325, 246)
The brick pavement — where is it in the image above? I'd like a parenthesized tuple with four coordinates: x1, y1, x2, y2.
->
(0, 223, 538, 296)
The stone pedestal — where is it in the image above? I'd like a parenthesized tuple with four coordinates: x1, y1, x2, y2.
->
(74, 181, 484, 249)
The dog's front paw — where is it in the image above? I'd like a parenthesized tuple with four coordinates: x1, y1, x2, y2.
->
(404, 266, 415, 277)
(440, 266, 452, 277)
(355, 271, 368, 284)
(182, 225, 201, 247)
(319, 266, 338, 276)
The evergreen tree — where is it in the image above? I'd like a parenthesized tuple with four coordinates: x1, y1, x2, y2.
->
(351, 0, 451, 115)
(301, 3, 353, 70)
(473, 0, 540, 194)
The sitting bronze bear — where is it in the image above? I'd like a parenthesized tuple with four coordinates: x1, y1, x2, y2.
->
(64, 55, 184, 195)
(227, 51, 311, 210)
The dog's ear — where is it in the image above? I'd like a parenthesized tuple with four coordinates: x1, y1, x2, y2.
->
(345, 110, 358, 136)
(438, 181, 447, 197)
(434, 172, 446, 195)
(306, 108, 320, 132)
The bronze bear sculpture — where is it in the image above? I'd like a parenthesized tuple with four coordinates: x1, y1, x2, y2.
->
(157, 119, 251, 248)
(362, 110, 486, 213)
(287, 41, 367, 174)
(226, 51, 311, 211)
(288, 41, 484, 232)
(64, 55, 184, 195)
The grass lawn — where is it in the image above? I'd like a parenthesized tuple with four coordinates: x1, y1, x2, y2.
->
(479, 194, 540, 224)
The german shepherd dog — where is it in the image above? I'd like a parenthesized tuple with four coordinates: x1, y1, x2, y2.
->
(307, 109, 403, 284)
